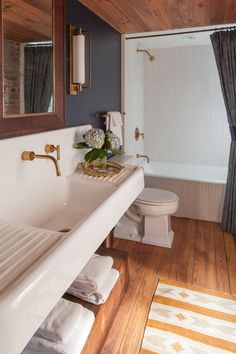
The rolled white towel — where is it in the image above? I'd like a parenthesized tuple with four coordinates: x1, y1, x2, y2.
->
(71, 254, 113, 293)
(37, 298, 84, 344)
(22, 304, 94, 354)
(67, 268, 119, 305)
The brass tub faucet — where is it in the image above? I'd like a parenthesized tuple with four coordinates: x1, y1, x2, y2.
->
(136, 153, 150, 163)
(22, 151, 61, 176)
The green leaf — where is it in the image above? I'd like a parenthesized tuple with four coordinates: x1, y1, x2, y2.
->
(98, 149, 108, 159)
(84, 149, 100, 162)
(102, 140, 111, 150)
(103, 133, 112, 150)
(111, 148, 125, 155)
(74, 142, 89, 149)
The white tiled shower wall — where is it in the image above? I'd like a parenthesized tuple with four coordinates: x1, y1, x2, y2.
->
(143, 44, 231, 166)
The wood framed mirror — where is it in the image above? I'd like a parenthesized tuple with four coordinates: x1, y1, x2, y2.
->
(0, 0, 65, 139)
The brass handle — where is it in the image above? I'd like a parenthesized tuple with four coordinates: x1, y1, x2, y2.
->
(135, 127, 144, 141)
(22, 151, 35, 161)
(44, 144, 60, 160)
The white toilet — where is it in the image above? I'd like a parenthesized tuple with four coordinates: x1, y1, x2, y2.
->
(114, 187, 179, 248)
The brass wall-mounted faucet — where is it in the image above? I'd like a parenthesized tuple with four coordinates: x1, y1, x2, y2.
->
(22, 151, 61, 176)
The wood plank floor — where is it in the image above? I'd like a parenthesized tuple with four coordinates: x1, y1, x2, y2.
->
(100, 217, 236, 354)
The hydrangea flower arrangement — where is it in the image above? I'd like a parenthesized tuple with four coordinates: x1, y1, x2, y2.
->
(74, 128, 124, 163)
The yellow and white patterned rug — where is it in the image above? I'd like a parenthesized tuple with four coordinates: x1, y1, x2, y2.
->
(140, 279, 236, 354)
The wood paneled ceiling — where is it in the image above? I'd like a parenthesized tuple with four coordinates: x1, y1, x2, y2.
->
(80, 0, 236, 34)
(3, 0, 52, 42)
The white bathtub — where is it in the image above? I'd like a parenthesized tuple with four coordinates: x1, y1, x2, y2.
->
(144, 161, 227, 184)
(111, 155, 227, 222)
(143, 161, 227, 222)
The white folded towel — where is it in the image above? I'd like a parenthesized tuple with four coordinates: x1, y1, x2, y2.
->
(71, 254, 113, 293)
(107, 111, 123, 127)
(37, 298, 84, 344)
(22, 302, 94, 354)
(67, 268, 119, 305)
(107, 111, 123, 145)
(22, 336, 65, 354)
(61, 307, 94, 354)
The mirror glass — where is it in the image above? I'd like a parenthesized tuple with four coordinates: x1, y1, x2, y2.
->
(3, 0, 53, 117)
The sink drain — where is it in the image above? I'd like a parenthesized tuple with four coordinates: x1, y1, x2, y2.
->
(58, 228, 71, 233)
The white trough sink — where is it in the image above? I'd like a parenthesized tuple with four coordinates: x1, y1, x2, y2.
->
(0, 166, 144, 354)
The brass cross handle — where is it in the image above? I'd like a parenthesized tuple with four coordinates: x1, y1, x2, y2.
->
(135, 127, 144, 141)
(44, 144, 60, 160)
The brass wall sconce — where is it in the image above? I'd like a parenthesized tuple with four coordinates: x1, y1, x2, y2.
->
(69, 25, 92, 95)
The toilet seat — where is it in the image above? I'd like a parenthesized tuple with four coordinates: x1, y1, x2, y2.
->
(135, 188, 178, 206)
(134, 188, 179, 216)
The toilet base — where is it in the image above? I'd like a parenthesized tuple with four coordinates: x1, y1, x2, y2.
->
(113, 212, 143, 242)
(142, 230, 174, 248)
(142, 215, 174, 248)
(114, 213, 174, 248)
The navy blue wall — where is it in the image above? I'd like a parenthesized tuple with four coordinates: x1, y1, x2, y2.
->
(66, 0, 121, 129)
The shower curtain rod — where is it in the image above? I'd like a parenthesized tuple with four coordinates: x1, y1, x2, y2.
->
(126, 25, 236, 40)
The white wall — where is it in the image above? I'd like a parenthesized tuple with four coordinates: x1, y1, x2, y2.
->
(124, 41, 144, 155)
(144, 44, 230, 166)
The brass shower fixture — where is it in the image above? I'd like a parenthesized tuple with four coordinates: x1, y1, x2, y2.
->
(137, 48, 156, 62)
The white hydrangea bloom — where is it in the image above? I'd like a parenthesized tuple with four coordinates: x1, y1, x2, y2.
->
(84, 129, 105, 149)
(107, 131, 121, 149)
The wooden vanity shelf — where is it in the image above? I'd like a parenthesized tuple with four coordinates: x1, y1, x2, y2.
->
(63, 247, 130, 354)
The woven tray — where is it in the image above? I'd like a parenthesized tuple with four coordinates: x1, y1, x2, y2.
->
(81, 161, 124, 177)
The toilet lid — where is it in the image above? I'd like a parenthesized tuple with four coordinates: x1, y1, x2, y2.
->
(136, 188, 178, 205)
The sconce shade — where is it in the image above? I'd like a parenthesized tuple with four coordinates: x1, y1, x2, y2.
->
(73, 34, 85, 84)
(69, 25, 91, 95)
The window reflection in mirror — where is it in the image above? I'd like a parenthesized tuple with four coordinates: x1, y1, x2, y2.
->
(3, 0, 53, 117)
